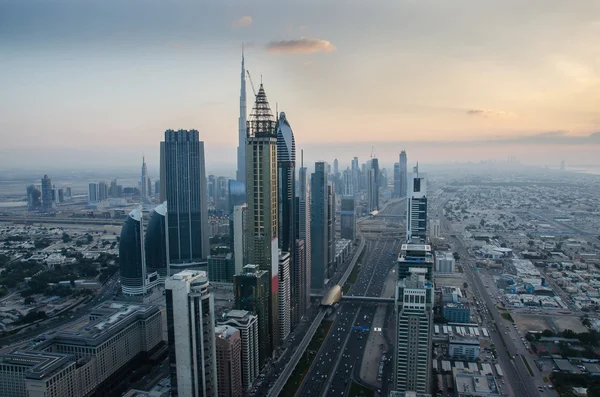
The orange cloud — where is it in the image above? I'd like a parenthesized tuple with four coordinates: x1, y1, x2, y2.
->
(466, 109, 515, 118)
(232, 16, 252, 29)
(265, 37, 336, 54)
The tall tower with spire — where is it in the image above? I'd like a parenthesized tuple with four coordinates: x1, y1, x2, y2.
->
(237, 46, 247, 183)
(141, 156, 148, 198)
(245, 82, 279, 356)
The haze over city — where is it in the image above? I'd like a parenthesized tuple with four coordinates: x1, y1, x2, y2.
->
(2, 0, 600, 171)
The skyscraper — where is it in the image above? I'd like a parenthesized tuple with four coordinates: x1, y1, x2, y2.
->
(234, 265, 271, 366)
(245, 83, 279, 351)
(163, 129, 209, 273)
(98, 181, 108, 201)
(406, 164, 427, 244)
(342, 167, 353, 196)
(233, 204, 247, 276)
(215, 325, 243, 397)
(296, 152, 311, 311)
(237, 49, 247, 183)
(207, 253, 235, 283)
(393, 268, 433, 393)
(141, 156, 148, 198)
(333, 158, 339, 176)
(370, 158, 380, 211)
(278, 251, 291, 344)
(327, 183, 336, 278)
(218, 310, 259, 392)
(41, 175, 52, 211)
(310, 161, 329, 290)
(340, 196, 356, 241)
(145, 202, 168, 281)
(160, 141, 166, 202)
(276, 111, 297, 327)
(294, 239, 307, 321)
(165, 270, 217, 397)
(393, 162, 401, 198)
(88, 182, 99, 205)
(119, 206, 147, 296)
(399, 150, 408, 198)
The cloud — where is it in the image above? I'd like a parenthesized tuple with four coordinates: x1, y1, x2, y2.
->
(265, 37, 336, 54)
(466, 109, 515, 118)
(232, 16, 252, 29)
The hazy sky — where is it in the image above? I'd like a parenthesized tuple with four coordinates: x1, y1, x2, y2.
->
(1, 0, 599, 173)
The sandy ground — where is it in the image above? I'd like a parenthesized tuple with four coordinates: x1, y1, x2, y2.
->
(551, 316, 587, 333)
(513, 313, 551, 333)
(359, 267, 396, 386)
(513, 313, 586, 334)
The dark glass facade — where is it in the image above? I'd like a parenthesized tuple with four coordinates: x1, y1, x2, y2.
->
(310, 162, 328, 290)
(145, 203, 168, 280)
(119, 212, 144, 294)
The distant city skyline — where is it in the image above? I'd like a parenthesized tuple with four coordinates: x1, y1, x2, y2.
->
(2, 1, 600, 170)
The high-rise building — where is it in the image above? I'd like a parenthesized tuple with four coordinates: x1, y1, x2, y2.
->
(147, 177, 153, 196)
(296, 152, 311, 312)
(154, 180, 160, 197)
(340, 196, 356, 241)
(163, 129, 209, 272)
(145, 202, 168, 281)
(233, 204, 247, 276)
(327, 183, 336, 278)
(294, 239, 307, 321)
(166, 270, 217, 397)
(367, 158, 380, 212)
(234, 265, 271, 366)
(141, 156, 148, 198)
(88, 182, 99, 205)
(429, 219, 441, 239)
(397, 244, 434, 281)
(208, 253, 236, 283)
(393, 268, 433, 393)
(342, 167, 353, 196)
(399, 150, 408, 198)
(98, 181, 108, 201)
(109, 179, 118, 198)
(160, 141, 166, 202)
(27, 185, 42, 210)
(228, 180, 246, 215)
(406, 164, 427, 243)
(237, 49, 247, 183)
(333, 158, 339, 175)
(218, 310, 259, 392)
(278, 251, 291, 344)
(41, 175, 53, 211)
(310, 161, 329, 290)
(215, 325, 243, 397)
(119, 207, 148, 296)
(245, 83, 279, 351)
(352, 157, 359, 171)
(393, 162, 401, 198)
(276, 111, 297, 327)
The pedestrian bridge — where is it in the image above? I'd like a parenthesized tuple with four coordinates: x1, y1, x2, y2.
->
(313, 286, 395, 307)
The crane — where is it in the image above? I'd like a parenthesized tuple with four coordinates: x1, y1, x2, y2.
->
(246, 70, 257, 97)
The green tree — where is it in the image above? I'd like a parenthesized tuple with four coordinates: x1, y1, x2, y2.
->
(24, 296, 35, 305)
(62, 233, 71, 243)
(453, 252, 460, 261)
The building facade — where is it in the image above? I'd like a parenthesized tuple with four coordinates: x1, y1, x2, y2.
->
(215, 325, 243, 397)
(340, 196, 356, 241)
(399, 150, 408, 198)
(278, 251, 291, 344)
(163, 129, 210, 272)
(310, 162, 329, 290)
(237, 50, 247, 183)
(41, 175, 53, 211)
(233, 204, 247, 276)
(406, 164, 427, 243)
(145, 202, 168, 281)
(119, 207, 147, 296)
(393, 162, 401, 198)
(435, 251, 455, 274)
(218, 310, 259, 392)
(245, 84, 280, 351)
(443, 303, 471, 323)
(296, 156, 311, 312)
(165, 271, 217, 397)
(208, 253, 236, 283)
(327, 183, 336, 278)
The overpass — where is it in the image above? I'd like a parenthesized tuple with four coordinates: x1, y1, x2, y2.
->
(528, 230, 600, 236)
(312, 291, 395, 306)
(373, 214, 406, 219)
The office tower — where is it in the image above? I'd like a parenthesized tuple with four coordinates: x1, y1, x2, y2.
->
(234, 265, 271, 366)
(276, 111, 297, 326)
(98, 181, 108, 201)
(429, 219, 440, 238)
(310, 161, 328, 290)
(160, 141, 166, 202)
(296, 152, 311, 311)
(393, 163, 401, 198)
(41, 175, 52, 211)
(327, 183, 336, 277)
(406, 164, 427, 243)
(294, 239, 307, 320)
(215, 176, 228, 210)
(237, 50, 247, 183)
(56, 188, 64, 203)
(333, 158, 339, 176)
(398, 243, 434, 281)
(166, 270, 217, 397)
(215, 325, 243, 397)
(27, 185, 42, 210)
(400, 150, 408, 197)
(154, 180, 160, 197)
(360, 163, 367, 190)
(245, 83, 279, 351)
(141, 156, 148, 198)
(163, 129, 210, 272)
(352, 157, 359, 171)
(341, 196, 356, 241)
(342, 167, 353, 196)
(88, 182, 99, 204)
(119, 206, 147, 295)
(147, 177, 153, 196)
(368, 158, 380, 211)
(278, 251, 291, 343)
(233, 204, 247, 276)
(109, 179, 117, 198)
(228, 180, 246, 214)
(65, 187, 72, 199)
(208, 253, 235, 283)
(394, 268, 433, 393)
(145, 202, 168, 281)
(218, 310, 259, 392)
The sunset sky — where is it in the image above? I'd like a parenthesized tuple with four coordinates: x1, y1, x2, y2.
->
(1, 0, 599, 173)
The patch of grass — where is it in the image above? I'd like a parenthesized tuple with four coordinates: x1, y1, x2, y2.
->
(521, 355, 534, 377)
(501, 312, 514, 323)
(280, 320, 333, 397)
(349, 381, 374, 397)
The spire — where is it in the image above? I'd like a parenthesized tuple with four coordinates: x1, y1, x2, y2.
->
(247, 83, 276, 138)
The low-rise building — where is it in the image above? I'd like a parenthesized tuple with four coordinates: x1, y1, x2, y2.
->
(443, 303, 471, 323)
(449, 337, 480, 361)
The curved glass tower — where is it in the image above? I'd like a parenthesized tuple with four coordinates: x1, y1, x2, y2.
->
(119, 207, 145, 295)
(145, 202, 168, 281)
